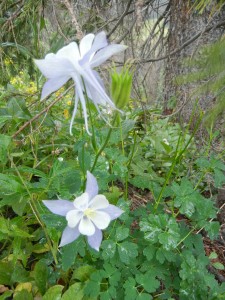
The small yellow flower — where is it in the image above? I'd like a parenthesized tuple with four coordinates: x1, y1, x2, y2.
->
(64, 109, 70, 119)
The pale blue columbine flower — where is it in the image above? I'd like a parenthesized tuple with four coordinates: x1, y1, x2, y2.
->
(43, 171, 123, 251)
(34, 32, 127, 135)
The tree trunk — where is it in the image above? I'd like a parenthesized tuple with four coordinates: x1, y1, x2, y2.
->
(164, 0, 225, 125)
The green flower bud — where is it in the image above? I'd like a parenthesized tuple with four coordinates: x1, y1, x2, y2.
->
(110, 67, 132, 110)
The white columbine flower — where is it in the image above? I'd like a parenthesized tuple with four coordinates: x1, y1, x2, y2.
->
(43, 171, 123, 251)
(34, 32, 127, 135)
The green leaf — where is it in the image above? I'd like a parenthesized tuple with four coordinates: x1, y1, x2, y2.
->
(123, 277, 138, 300)
(72, 265, 96, 282)
(101, 240, 117, 260)
(136, 271, 160, 293)
(61, 283, 84, 300)
(118, 241, 138, 264)
(11, 263, 30, 283)
(0, 134, 11, 164)
(172, 179, 198, 217)
(84, 271, 104, 298)
(33, 260, 49, 295)
(158, 218, 180, 250)
(209, 252, 217, 259)
(213, 262, 225, 270)
(0, 262, 13, 285)
(0, 291, 13, 300)
(43, 285, 63, 300)
(214, 168, 225, 188)
(78, 148, 91, 173)
(0, 173, 24, 194)
(14, 290, 33, 300)
(62, 238, 85, 271)
(143, 245, 156, 261)
(136, 293, 152, 300)
(115, 227, 129, 241)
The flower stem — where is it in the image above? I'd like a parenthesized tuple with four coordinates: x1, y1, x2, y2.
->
(91, 113, 118, 172)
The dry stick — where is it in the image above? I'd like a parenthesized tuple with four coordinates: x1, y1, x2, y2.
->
(107, 0, 133, 38)
(12, 84, 74, 139)
(140, 19, 225, 63)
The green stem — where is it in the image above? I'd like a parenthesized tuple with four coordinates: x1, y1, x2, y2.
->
(9, 156, 58, 264)
(91, 113, 118, 172)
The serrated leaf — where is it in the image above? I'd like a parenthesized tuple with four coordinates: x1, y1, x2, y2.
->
(43, 285, 63, 300)
(115, 227, 129, 241)
(118, 241, 138, 264)
(61, 283, 84, 300)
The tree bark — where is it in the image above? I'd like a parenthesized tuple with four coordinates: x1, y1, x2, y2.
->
(164, 0, 225, 124)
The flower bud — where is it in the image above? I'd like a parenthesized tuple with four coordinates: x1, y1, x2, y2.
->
(110, 67, 132, 110)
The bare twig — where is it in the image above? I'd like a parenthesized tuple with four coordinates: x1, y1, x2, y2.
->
(141, 19, 225, 63)
(107, 0, 133, 38)
(12, 84, 74, 139)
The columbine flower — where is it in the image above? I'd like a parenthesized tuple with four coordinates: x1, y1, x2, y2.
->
(43, 171, 123, 251)
(34, 32, 127, 135)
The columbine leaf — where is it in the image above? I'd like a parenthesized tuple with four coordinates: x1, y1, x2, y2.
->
(118, 241, 138, 264)
(62, 238, 85, 271)
(101, 240, 117, 260)
(136, 271, 160, 293)
(115, 227, 129, 241)
(172, 179, 198, 217)
(123, 277, 138, 300)
(143, 245, 156, 261)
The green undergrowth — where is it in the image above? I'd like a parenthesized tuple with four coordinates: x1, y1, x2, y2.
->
(0, 71, 225, 300)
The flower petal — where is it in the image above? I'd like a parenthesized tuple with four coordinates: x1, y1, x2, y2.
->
(100, 204, 124, 220)
(92, 31, 108, 52)
(69, 88, 79, 135)
(85, 171, 98, 200)
(59, 225, 80, 247)
(79, 217, 95, 236)
(73, 192, 89, 210)
(42, 200, 74, 216)
(79, 33, 95, 58)
(34, 56, 74, 78)
(66, 209, 83, 228)
(90, 211, 110, 230)
(89, 195, 109, 210)
(71, 73, 91, 135)
(80, 31, 108, 64)
(87, 227, 102, 251)
(56, 42, 80, 61)
(40, 76, 70, 100)
(90, 44, 128, 68)
(82, 66, 116, 108)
